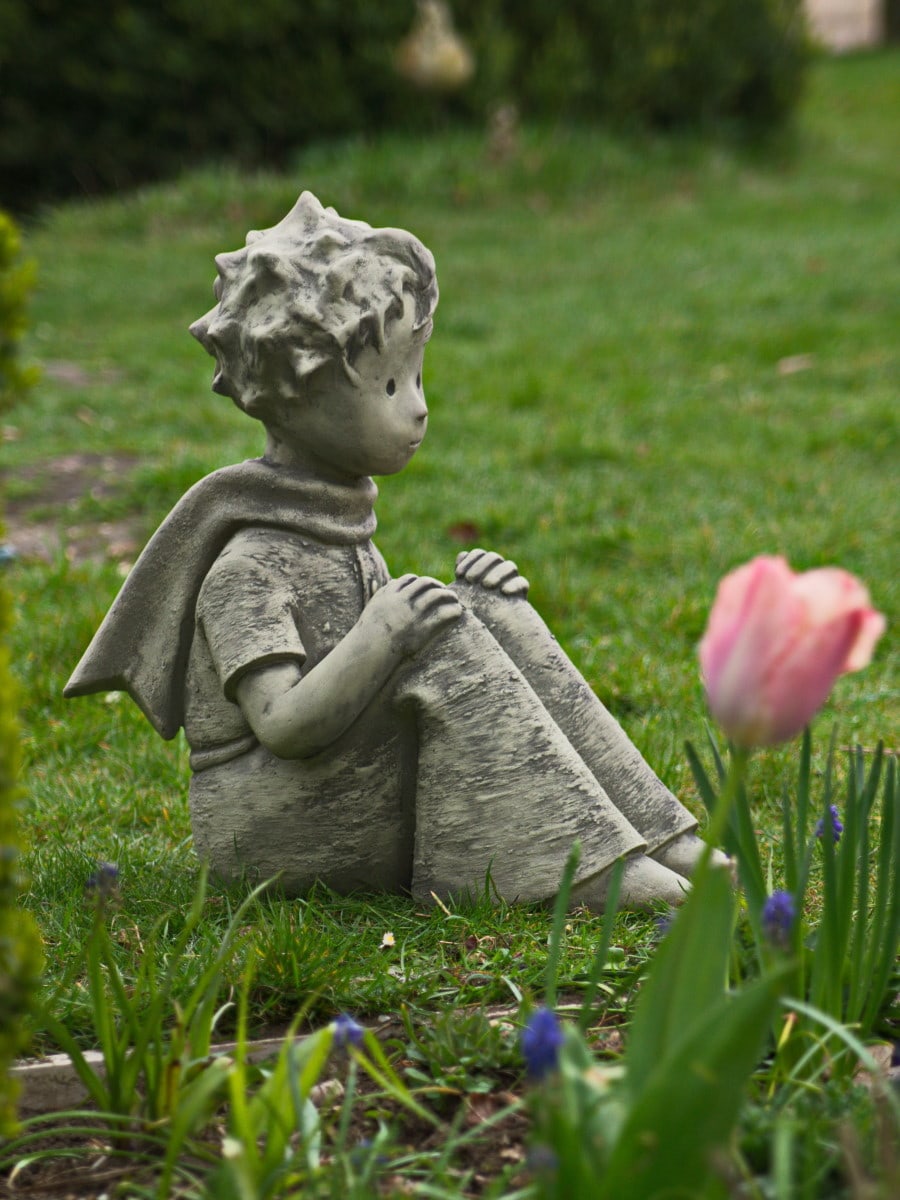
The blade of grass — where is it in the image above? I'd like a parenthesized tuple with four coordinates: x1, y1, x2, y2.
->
(578, 856, 624, 1032)
(544, 840, 580, 1010)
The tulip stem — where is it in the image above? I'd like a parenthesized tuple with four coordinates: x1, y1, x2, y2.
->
(697, 745, 750, 884)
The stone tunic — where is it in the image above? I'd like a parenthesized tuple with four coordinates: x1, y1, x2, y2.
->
(184, 525, 679, 902)
(185, 527, 417, 894)
(65, 459, 696, 902)
(186, 528, 390, 769)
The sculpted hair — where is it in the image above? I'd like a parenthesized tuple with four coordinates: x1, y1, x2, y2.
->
(190, 191, 438, 420)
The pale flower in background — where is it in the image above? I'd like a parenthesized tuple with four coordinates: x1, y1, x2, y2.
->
(699, 555, 885, 747)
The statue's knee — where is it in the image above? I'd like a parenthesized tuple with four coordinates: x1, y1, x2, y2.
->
(428, 606, 496, 659)
(395, 608, 510, 703)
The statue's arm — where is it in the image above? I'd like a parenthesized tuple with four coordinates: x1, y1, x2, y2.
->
(235, 575, 462, 758)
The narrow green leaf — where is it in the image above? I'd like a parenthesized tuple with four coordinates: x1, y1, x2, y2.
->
(545, 841, 581, 1009)
(781, 780, 798, 895)
(355, 1028, 439, 1127)
(604, 971, 786, 1198)
(37, 1011, 111, 1111)
(704, 727, 728, 785)
(796, 728, 812, 845)
(578, 856, 624, 1031)
(784, 998, 900, 1124)
(810, 783, 843, 1019)
(846, 753, 871, 1023)
(861, 757, 900, 1031)
(624, 865, 735, 1092)
(732, 782, 767, 918)
(772, 1113, 795, 1200)
(160, 1056, 232, 1188)
(685, 740, 719, 820)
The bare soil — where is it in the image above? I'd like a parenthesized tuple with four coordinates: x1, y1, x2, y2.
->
(1, 453, 142, 566)
(0, 1079, 532, 1199)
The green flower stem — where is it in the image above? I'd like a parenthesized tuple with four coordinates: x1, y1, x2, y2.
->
(698, 745, 751, 885)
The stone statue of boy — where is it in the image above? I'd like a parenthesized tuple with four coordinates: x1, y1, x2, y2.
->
(66, 192, 713, 909)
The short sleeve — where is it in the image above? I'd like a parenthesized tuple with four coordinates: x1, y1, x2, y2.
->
(197, 549, 306, 701)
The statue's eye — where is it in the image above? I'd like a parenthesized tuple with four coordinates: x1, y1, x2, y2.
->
(386, 378, 396, 396)
(416, 373, 422, 389)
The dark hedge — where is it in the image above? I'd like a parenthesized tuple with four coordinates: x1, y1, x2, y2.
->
(1, 1, 810, 216)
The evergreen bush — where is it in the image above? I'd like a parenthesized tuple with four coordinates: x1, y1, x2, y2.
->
(1, 2, 810, 204)
(0, 212, 42, 1133)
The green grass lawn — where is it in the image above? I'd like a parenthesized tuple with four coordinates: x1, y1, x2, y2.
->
(3, 49, 899, 1197)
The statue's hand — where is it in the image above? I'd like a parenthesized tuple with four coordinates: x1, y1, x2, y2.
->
(364, 574, 463, 657)
(455, 548, 529, 598)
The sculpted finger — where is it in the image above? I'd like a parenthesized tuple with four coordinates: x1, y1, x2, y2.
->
(406, 576, 451, 606)
(501, 575, 530, 597)
(395, 574, 420, 591)
(481, 560, 519, 589)
(459, 551, 504, 583)
(433, 604, 464, 629)
(419, 584, 462, 610)
(419, 591, 464, 624)
(455, 548, 488, 577)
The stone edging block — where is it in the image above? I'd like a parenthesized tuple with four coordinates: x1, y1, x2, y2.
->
(11, 1036, 311, 1118)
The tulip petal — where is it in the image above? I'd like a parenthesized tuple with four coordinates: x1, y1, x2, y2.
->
(700, 558, 801, 746)
(698, 555, 886, 748)
(842, 609, 887, 672)
(757, 611, 865, 744)
(793, 568, 887, 673)
(792, 567, 872, 623)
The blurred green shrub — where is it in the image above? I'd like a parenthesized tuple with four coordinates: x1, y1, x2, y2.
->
(0, 212, 42, 1133)
(0, 215, 37, 399)
(456, 0, 812, 129)
(0, 1, 811, 209)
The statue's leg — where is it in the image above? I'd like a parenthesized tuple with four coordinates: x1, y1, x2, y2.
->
(451, 583, 700, 868)
(391, 609, 689, 909)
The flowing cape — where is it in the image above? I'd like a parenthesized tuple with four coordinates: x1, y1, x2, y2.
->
(64, 459, 378, 739)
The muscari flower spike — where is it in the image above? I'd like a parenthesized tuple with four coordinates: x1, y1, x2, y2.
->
(85, 861, 120, 896)
(526, 1145, 559, 1174)
(521, 1007, 564, 1080)
(815, 804, 844, 843)
(332, 1013, 365, 1050)
(762, 889, 796, 949)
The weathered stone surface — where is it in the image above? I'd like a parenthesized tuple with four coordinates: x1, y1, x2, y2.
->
(65, 192, 712, 910)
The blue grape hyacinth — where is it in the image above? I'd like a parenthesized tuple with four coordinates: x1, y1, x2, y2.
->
(332, 1013, 365, 1049)
(85, 862, 120, 907)
(521, 1007, 564, 1080)
(815, 804, 844, 843)
(762, 889, 796, 949)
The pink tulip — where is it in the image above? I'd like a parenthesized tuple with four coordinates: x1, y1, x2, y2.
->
(699, 556, 886, 747)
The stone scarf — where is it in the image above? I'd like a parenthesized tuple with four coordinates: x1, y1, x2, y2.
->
(65, 458, 378, 739)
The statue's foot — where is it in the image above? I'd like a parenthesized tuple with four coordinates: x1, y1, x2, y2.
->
(653, 832, 731, 877)
(571, 853, 690, 912)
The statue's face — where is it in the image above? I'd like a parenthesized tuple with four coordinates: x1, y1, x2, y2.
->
(273, 297, 429, 480)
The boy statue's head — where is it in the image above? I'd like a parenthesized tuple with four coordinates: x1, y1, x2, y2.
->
(190, 192, 439, 424)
